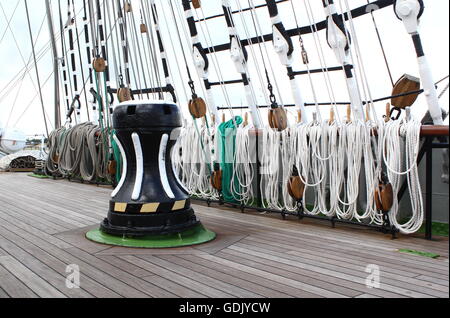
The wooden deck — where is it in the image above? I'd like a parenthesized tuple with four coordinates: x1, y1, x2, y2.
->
(0, 172, 448, 298)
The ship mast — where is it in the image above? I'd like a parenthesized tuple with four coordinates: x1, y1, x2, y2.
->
(45, 0, 61, 129)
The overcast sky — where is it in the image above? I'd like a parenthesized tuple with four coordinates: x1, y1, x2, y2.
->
(0, 0, 448, 136)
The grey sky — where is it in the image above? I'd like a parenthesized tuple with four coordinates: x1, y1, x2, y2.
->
(0, 0, 448, 136)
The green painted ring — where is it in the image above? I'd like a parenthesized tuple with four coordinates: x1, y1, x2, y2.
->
(86, 224, 216, 249)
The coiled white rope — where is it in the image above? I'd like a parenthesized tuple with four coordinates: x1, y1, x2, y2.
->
(384, 117, 424, 234)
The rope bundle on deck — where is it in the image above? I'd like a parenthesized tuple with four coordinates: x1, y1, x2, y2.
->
(46, 123, 111, 183)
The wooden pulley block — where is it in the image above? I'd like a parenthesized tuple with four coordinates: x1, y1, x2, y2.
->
(124, 2, 132, 12)
(93, 57, 106, 73)
(385, 103, 391, 123)
(346, 105, 352, 123)
(117, 87, 132, 102)
(268, 107, 288, 131)
(188, 97, 207, 119)
(243, 113, 249, 127)
(366, 103, 372, 123)
(374, 182, 394, 213)
(108, 160, 117, 176)
(297, 111, 302, 124)
(211, 170, 223, 191)
(329, 109, 335, 125)
(140, 24, 148, 34)
(52, 154, 59, 163)
(287, 176, 306, 201)
(192, 0, 201, 9)
(391, 74, 421, 109)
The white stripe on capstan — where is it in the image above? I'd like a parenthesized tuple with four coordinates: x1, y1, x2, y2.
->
(159, 134, 175, 199)
(131, 132, 144, 201)
(170, 141, 189, 195)
(111, 134, 128, 198)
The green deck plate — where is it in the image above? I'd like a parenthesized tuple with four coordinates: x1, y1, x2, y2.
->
(398, 249, 440, 259)
(28, 173, 50, 179)
(86, 224, 216, 248)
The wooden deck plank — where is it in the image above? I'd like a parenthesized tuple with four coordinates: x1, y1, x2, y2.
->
(142, 275, 206, 298)
(0, 256, 66, 298)
(0, 231, 93, 298)
(96, 255, 156, 277)
(246, 234, 448, 277)
(167, 255, 293, 298)
(0, 286, 10, 298)
(196, 205, 449, 256)
(240, 238, 449, 292)
(0, 263, 37, 298)
(64, 247, 177, 298)
(0, 224, 121, 298)
(249, 229, 449, 269)
(163, 254, 360, 298)
(146, 255, 263, 298)
(226, 245, 440, 298)
(0, 173, 447, 299)
(119, 255, 234, 298)
(0, 200, 69, 234)
(177, 255, 295, 298)
(217, 249, 405, 298)
(194, 253, 345, 298)
(198, 210, 450, 257)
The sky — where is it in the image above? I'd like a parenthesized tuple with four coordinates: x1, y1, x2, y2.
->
(0, 0, 449, 137)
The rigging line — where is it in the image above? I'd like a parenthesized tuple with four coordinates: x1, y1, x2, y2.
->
(262, 0, 308, 121)
(105, 0, 122, 91)
(59, 0, 75, 118)
(134, 2, 159, 100)
(1, 3, 46, 127)
(0, 15, 70, 105)
(157, 0, 189, 103)
(166, 0, 196, 95)
(140, 1, 157, 99)
(194, 5, 235, 115)
(71, 0, 90, 120)
(147, 4, 164, 98)
(0, 0, 20, 46)
(366, 0, 394, 87)
(0, 2, 86, 101)
(0, 3, 88, 107)
(235, 0, 278, 108)
(340, 0, 378, 120)
(247, 0, 287, 108)
(0, 23, 64, 100)
(223, 0, 265, 109)
(221, 0, 263, 128)
(0, 4, 47, 99)
(120, 0, 142, 94)
(168, 0, 213, 172)
(113, 0, 131, 88)
(67, 0, 82, 123)
(144, 1, 164, 99)
(175, 0, 208, 99)
(146, 0, 176, 101)
(24, 0, 49, 137)
(127, 6, 147, 97)
(303, 0, 342, 122)
(179, 0, 220, 124)
(135, 4, 152, 99)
